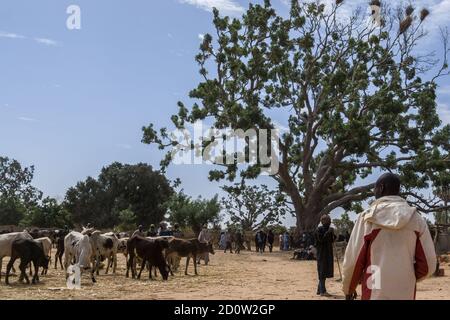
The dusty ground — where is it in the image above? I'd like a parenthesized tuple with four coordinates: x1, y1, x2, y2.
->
(0, 248, 448, 300)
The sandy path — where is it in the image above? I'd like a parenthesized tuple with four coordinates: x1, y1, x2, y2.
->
(0, 248, 448, 300)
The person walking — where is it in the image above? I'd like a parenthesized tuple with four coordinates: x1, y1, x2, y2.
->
(224, 230, 233, 253)
(197, 224, 211, 265)
(342, 173, 436, 300)
(267, 229, 275, 252)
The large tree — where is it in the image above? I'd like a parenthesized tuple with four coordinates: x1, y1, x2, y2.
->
(143, 1, 450, 233)
(221, 182, 288, 231)
(65, 162, 173, 228)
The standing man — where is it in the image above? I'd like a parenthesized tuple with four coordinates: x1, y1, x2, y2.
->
(172, 223, 184, 238)
(147, 224, 157, 237)
(267, 229, 275, 252)
(197, 224, 211, 265)
(279, 233, 284, 251)
(132, 225, 145, 237)
(315, 214, 336, 296)
(224, 230, 233, 253)
(255, 230, 263, 253)
(342, 173, 436, 300)
(235, 230, 243, 254)
(283, 232, 290, 251)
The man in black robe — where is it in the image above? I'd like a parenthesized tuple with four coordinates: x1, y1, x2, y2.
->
(315, 214, 336, 296)
(267, 229, 275, 252)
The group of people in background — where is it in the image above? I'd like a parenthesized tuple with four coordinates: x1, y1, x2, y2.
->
(216, 229, 295, 254)
(132, 222, 184, 238)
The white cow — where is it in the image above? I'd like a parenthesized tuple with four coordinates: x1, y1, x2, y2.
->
(81, 228, 119, 275)
(35, 237, 52, 258)
(98, 232, 119, 274)
(0, 231, 33, 280)
(64, 231, 96, 283)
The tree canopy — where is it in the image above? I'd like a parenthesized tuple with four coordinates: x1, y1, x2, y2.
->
(65, 162, 174, 228)
(0, 156, 42, 225)
(166, 192, 222, 235)
(143, 0, 450, 233)
(221, 182, 288, 231)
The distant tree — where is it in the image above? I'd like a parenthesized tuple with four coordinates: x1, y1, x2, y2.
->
(221, 183, 289, 231)
(267, 223, 288, 235)
(65, 162, 173, 228)
(332, 212, 355, 235)
(167, 192, 222, 235)
(20, 197, 73, 228)
(0, 196, 27, 225)
(116, 208, 137, 232)
(0, 156, 42, 225)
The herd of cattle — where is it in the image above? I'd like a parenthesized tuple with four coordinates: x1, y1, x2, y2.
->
(0, 228, 215, 286)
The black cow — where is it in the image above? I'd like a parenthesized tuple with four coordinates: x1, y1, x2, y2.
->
(5, 238, 50, 285)
(126, 236, 169, 280)
(165, 238, 215, 276)
(54, 236, 65, 269)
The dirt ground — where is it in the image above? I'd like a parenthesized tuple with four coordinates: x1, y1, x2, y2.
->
(0, 248, 449, 300)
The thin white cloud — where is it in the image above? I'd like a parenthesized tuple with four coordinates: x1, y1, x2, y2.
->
(0, 31, 26, 39)
(179, 0, 245, 16)
(0, 30, 60, 47)
(438, 85, 450, 95)
(34, 37, 59, 46)
(425, 0, 450, 26)
(116, 144, 132, 150)
(438, 102, 450, 125)
(198, 33, 205, 41)
(18, 116, 38, 122)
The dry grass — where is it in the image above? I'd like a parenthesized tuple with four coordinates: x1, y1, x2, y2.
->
(0, 248, 448, 300)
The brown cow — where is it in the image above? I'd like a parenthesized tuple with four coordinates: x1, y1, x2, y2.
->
(166, 238, 215, 276)
(126, 236, 169, 280)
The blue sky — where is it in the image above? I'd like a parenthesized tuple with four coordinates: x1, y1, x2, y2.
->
(1, 0, 449, 227)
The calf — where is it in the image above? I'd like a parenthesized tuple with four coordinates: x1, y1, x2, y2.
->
(5, 238, 49, 285)
(126, 236, 169, 280)
(0, 231, 33, 280)
(35, 237, 52, 275)
(165, 238, 215, 276)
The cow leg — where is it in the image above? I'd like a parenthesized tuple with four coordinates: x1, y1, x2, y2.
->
(193, 254, 198, 275)
(91, 269, 96, 283)
(138, 258, 146, 280)
(29, 262, 33, 276)
(0, 257, 2, 281)
(5, 256, 17, 285)
(95, 256, 100, 276)
(105, 255, 110, 274)
(126, 255, 133, 278)
(112, 252, 117, 274)
(148, 263, 154, 280)
(153, 266, 157, 278)
(33, 262, 39, 284)
(19, 261, 30, 284)
(185, 256, 190, 275)
(59, 253, 64, 269)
